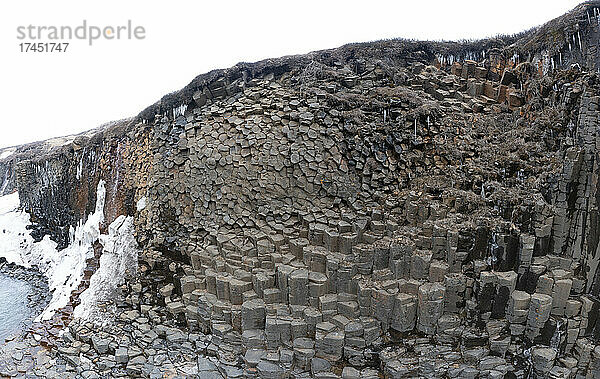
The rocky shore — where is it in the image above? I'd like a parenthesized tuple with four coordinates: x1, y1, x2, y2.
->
(0, 259, 58, 377)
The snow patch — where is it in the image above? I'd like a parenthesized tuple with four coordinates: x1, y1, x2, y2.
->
(0, 149, 15, 160)
(136, 196, 147, 211)
(74, 215, 137, 324)
(0, 192, 31, 266)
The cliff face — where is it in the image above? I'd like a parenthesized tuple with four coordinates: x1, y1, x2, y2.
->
(0, 149, 16, 196)
(2, 123, 151, 249)
(3, 2, 600, 376)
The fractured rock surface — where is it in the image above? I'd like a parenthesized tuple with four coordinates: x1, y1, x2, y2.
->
(4, 2, 600, 378)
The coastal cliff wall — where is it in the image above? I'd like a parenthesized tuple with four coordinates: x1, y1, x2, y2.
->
(3, 2, 600, 377)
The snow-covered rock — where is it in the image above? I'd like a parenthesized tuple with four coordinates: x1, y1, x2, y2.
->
(0, 181, 126, 321)
(74, 214, 138, 324)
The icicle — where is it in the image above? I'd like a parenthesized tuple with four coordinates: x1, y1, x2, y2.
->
(427, 115, 431, 129)
(481, 184, 486, 199)
(578, 31, 582, 50)
(559, 52, 562, 66)
(172, 104, 188, 118)
(76, 156, 84, 180)
(550, 319, 563, 351)
(414, 119, 417, 140)
(436, 54, 447, 66)
(487, 232, 499, 266)
(0, 169, 9, 194)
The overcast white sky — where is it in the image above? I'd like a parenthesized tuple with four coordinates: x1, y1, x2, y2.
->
(0, 0, 584, 149)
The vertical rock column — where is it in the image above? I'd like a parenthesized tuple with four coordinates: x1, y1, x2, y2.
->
(417, 282, 445, 335)
(507, 290, 530, 336)
(526, 293, 553, 341)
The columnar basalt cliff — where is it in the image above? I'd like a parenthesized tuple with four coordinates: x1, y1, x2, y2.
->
(3, 3, 600, 378)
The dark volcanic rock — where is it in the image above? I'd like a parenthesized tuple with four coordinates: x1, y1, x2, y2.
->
(3, 2, 600, 377)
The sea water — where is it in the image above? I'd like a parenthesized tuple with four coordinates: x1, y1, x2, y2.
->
(0, 274, 31, 341)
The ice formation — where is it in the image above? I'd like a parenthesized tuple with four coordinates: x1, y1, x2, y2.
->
(0, 170, 11, 196)
(173, 104, 188, 118)
(76, 156, 84, 180)
(136, 196, 147, 211)
(0, 181, 113, 321)
(73, 215, 138, 324)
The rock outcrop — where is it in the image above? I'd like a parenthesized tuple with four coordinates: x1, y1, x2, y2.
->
(3, 2, 600, 377)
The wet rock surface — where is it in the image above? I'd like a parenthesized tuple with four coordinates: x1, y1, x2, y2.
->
(4, 2, 600, 378)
